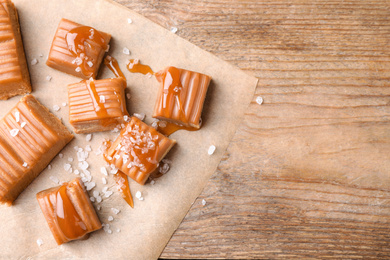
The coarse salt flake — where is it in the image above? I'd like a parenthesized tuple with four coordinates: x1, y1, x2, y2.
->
(127, 18, 132, 24)
(68, 157, 74, 162)
(150, 180, 155, 185)
(87, 61, 93, 67)
(46, 75, 52, 81)
(31, 58, 38, 65)
(53, 105, 60, 111)
(36, 238, 43, 246)
(123, 47, 130, 55)
(62, 102, 67, 107)
(133, 113, 145, 121)
(22, 162, 28, 167)
(85, 182, 95, 191)
(64, 163, 72, 171)
(100, 167, 108, 176)
(208, 145, 216, 155)
(202, 199, 207, 206)
(49, 176, 59, 184)
(256, 96, 263, 105)
(14, 111, 20, 122)
(59, 153, 64, 158)
(170, 27, 178, 33)
(135, 191, 142, 199)
(108, 216, 114, 221)
(10, 129, 19, 137)
(86, 134, 92, 142)
(102, 177, 107, 184)
(111, 208, 120, 214)
(20, 122, 26, 128)
(99, 95, 105, 103)
(90, 197, 95, 202)
(48, 164, 52, 170)
(85, 145, 92, 152)
(75, 67, 81, 72)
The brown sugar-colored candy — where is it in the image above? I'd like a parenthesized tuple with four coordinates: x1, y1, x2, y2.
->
(0, 95, 73, 205)
(46, 18, 111, 79)
(153, 66, 211, 128)
(36, 178, 102, 245)
(104, 116, 176, 185)
(0, 0, 31, 100)
(68, 77, 129, 134)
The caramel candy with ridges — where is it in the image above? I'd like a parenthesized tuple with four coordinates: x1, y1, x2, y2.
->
(46, 18, 111, 79)
(153, 66, 211, 128)
(0, 0, 31, 100)
(0, 95, 73, 205)
(36, 178, 102, 245)
(68, 77, 129, 134)
(104, 117, 176, 185)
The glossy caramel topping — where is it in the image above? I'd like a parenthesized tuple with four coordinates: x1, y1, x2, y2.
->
(114, 171, 134, 208)
(65, 26, 107, 77)
(51, 183, 87, 240)
(85, 79, 116, 127)
(127, 59, 154, 75)
(156, 120, 199, 136)
(104, 55, 125, 79)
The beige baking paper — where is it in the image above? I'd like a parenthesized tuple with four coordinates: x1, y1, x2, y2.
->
(0, 0, 258, 259)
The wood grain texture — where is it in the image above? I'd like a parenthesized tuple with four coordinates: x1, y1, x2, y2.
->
(115, 0, 390, 258)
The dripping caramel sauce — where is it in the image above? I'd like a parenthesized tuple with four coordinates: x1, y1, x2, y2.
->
(66, 26, 108, 77)
(52, 184, 87, 240)
(114, 171, 134, 208)
(127, 59, 154, 75)
(156, 121, 199, 136)
(104, 56, 126, 79)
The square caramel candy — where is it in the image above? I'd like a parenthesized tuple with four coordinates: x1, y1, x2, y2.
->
(0, 95, 73, 205)
(46, 18, 111, 79)
(153, 66, 211, 128)
(68, 77, 129, 134)
(0, 0, 31, 100)
(104, 117, 176, 185)
(36, 178, 102, 245)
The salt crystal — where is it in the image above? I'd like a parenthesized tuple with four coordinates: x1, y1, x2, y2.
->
(108, 216, 114, 221)
(126, 93, 131, 100)
(135, 191, 142, 199)
(20, 122, 26, 128)
(68, 157, 73, 162)
(85, 182, 95, 191)
(74, 169, 80, 175)
(22, 162, 28, 167)
(31, 58, 38, 65)
(202, 199, 207, 206)
(123, 47, 130, 55)
(116, 229, 121, 232)
(102, 186, 108, 193)
(151, 120, 159, 128)
(256, 96, 263, 105)
(150, 180, 155, 185)
(97, 205, 101, 210)
(112, 128, 119, 133)
(159, 163, 170, 174)
(78, 161, 89, 170)
(85, 145, 92, 152)
(36, 238, 43, 246)
(123, 115, 129, 122)
(104, 191, 113, 198)
(49, 176, 59, 184)
(100, 167, 108, 176)
(102, 177, 107, 184)
(86, 134, 92, 142)
(14, 111, 20, 122)
(87, 61, 93, 67)
(133, 113, 145, 121)
(96, 196, 102, 203)
(75, 67, 81, 72)
(99, 95, 105, 103)
(64, 163, 72, 171)
(170, 27, 178, 33)
(93, 190, 99, 198)
(53, 105, 60, 111)
(208, 145, 216, 155)
(62, 102, 67, 107)
(127, 18, 132, 24)
(10, 129, 19, 137)
(39, 54, 43, 57)
(111, 208, 120, 215)
(105, 44, 110, 52)
(48, 164, 52, 170)
(46, 75, 52, 81)
(159, 121, 167, 128)
(90, 197, 95, 202)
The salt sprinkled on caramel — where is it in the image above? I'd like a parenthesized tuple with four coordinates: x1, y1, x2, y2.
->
(22, 162, 28, 168)
(87, 61, 93, 67)
(10, 129, 19, 137)
(14, 111, 20, 122)
(208, 145, 216, 155)
(99, 95, 105, 103)
(20, 122, 26, 128)
(133, 113, 145, 121)
(256, 96, 263, 105)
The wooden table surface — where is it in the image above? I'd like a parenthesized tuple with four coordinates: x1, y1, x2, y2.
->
(115, 0, 390, 258)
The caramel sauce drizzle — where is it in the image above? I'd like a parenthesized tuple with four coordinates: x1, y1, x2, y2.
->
(51, 184, 87, 240)
(104, 56, 125, 79)
(127, 59, 154, 75)
(66, 26, 107, 77)
(114, 171, 134, 208)
(156, 121, 199, 136)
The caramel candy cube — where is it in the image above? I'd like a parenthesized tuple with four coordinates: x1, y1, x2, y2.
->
(68, 77, 129, 134)
(104, 117, 175, 185)
(36, 178, 102, 245)
(153, 66, 211, 128)
(0, 95, 73, 205)
(46, 18, 111, 79)
(0, 0, 31, 100)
